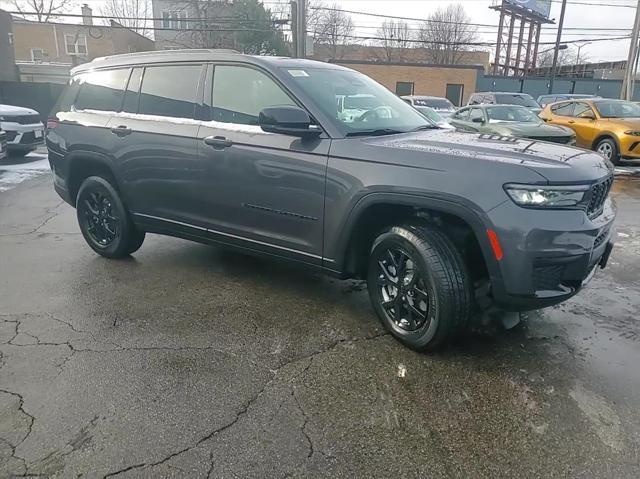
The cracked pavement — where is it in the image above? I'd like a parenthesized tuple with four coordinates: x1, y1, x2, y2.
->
(1, 170, 639, 478)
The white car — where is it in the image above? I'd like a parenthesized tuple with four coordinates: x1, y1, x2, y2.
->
(0, 104, 45, 156)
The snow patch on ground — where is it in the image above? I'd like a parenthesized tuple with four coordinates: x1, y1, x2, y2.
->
(0, 155, 50, 192)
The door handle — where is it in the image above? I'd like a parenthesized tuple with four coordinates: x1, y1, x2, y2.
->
(110, 125, 132, 136)
(568, 120, 575, 124)
(204, 136, 233, 149)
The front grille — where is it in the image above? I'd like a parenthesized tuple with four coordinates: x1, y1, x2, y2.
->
(19, 132, 42, 145)
(532, 264, 565, 291)
(587, 176, 613, 218)
(3, 114, 41, 125)
(4, 130, 17, 142)
(529, 136, 572, 144)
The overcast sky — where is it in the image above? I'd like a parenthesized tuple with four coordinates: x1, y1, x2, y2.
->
(329, 0, 636, 63)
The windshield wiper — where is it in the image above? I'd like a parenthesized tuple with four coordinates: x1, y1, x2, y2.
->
(345, 128, 405, 137)
(409, 124, 441, 132)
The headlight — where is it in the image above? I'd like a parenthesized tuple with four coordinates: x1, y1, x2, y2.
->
(624, 130, 640, 136)
(504, 184, 589, 208)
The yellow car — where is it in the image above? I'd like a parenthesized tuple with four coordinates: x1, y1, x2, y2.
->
(539, 98, 640, 165)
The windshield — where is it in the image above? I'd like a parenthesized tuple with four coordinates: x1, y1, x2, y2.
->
(486, 105, 540, 123)
(413, 98, 454, 110)
(494, 94, 540, 108)
(593, 100, 640, 118)
(285, 67, 431, 135)
(415, 106, 444, 124)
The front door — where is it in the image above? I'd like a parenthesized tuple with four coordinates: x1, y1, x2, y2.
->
(569, 102, 599, 148)
(196, 64, 329, 264)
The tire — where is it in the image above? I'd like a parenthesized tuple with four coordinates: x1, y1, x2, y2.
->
(595, 138, 620, 165)
(76, 176, 145, 258)
(367, 223, 472, 351)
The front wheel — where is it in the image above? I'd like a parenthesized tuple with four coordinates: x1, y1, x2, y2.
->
(595, 138, 620, 166)
(76, 176, 145, 258)
(367, 224, 472, 351)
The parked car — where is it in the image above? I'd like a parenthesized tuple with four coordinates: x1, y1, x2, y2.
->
(449, 104, 575, 144)
(537, 93, 600, 108)
(411, 105, 453, 129)
(539, 98, 640, 165)
(48, 50, 616, 351)
(468, 92, 542, 114)
(0, 104, 45, 156)
(401, 96, 456, 118)
(0, 129, 7, 161)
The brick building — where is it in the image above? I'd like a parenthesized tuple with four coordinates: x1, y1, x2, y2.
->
(335, 60, 483, 106)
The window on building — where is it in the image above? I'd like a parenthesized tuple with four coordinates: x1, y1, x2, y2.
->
(162, 11, 188, 29)
(65, 34, 88, 55)
(30, 48, 46, 62)
(138, 64, 201, 118)
(395, 82, 414, 96)
(74, 68, 131, 112)
(212, 65, 297, 125)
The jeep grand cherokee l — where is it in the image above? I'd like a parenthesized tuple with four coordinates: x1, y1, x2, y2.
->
(47, 50, 616, 351)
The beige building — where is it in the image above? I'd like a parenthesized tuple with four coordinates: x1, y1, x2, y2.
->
(10, 6, 154, 69)
(314, 45, 490, 70)
(335, 60, 482, 106)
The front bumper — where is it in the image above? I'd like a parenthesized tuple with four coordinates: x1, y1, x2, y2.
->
(1, 121, 45, 151)
(486, 196, 616, 311)
(619, 135, 640, 159)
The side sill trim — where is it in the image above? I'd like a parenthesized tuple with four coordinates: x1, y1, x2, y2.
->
(133, 212, 324, 261)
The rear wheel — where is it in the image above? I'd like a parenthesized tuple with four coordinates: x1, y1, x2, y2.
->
(76, 176, 145, 258)
(367, 223, 472, 351)
(595, 138, 620, 165)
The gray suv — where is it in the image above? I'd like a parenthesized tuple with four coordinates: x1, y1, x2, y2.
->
(47, 50, 616, 350)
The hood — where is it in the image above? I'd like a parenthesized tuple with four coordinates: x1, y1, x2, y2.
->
(363, 129, 613, 183)
(493, 122, 573, 137)
(0, 104, 39, 116)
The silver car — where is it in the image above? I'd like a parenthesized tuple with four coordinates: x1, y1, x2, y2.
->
(0, 104, 45, 156)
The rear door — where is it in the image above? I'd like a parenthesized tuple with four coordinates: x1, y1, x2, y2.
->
(107, 63, 205, 224)
(545, 101, 575, 127)
(195, 63, 330, 264)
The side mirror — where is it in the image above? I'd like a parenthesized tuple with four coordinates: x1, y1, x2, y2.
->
(472, 117, 484, 124)
(259, 106, 322, 138)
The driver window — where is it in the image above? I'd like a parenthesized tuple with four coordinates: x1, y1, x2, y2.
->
(212, 65, 296, 125)
(454, 109, 470, 120)
(573, 102, 594, 118)
(469, 108, 485, 122)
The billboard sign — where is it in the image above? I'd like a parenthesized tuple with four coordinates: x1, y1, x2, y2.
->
(506, 0, 552, 19)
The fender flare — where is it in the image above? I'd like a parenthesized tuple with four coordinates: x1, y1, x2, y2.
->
(331, 192, 505, 289)
(66, 149, 122, 199)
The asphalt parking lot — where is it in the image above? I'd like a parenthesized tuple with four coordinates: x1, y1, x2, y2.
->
(1, 154, 639, 478)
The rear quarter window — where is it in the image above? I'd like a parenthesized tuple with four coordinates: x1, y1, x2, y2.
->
(74, 68, 131, 112)
(138, 64, 202, 119)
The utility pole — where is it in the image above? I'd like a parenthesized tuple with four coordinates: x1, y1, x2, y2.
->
(291, 1, 298, 57)
(297, 0, 306, 58)
(548, 0, 568, 94)
(622, 0, 640, 100)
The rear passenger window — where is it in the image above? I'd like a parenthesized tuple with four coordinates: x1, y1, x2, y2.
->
(74, 68, 130, 112)
(138, 64, 201, 119)
(122, 67, 143, 113)
(212, 65, 296, 125)
(551, 102, 574, 116)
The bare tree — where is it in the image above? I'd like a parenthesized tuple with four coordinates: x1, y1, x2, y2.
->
(100, 0, 151, 38)
(9, 0, 73, 22)
(418, 4, 478, 65)
(537, 46, 580, 68)
(313, 3, 353, 59)
(375, 19, 412, 62)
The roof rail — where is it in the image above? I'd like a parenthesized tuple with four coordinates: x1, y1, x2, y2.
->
(90, 48, 241, 64)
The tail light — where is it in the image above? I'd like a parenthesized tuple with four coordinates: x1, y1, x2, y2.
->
(46, 117, 59, 129)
